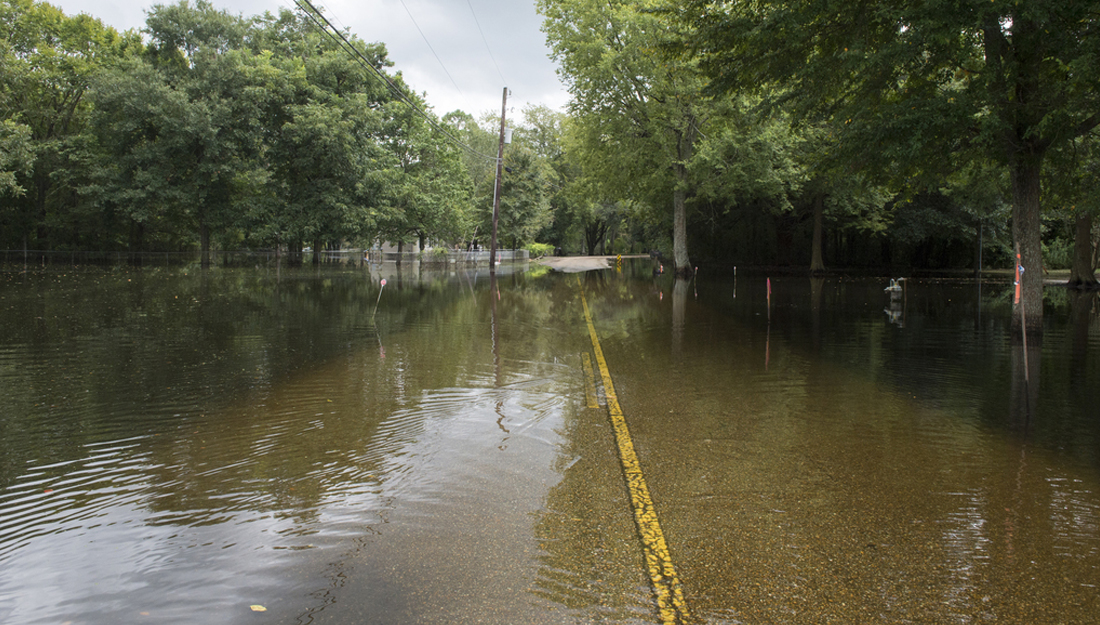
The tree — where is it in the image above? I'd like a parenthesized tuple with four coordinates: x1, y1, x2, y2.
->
(0, 119, 32, 198)
(1045, 131, 1100, 289)
(141, 0, 258, 266)
(442, 110, 498, 248)
(684, 0, 1100, 329)
(86, 59, 194, 253)
(377, 98, 472, 253)
(0, 0, 132, 250)
(688, 96, 808, 265)
(540, 0, 706, 275)
(514, 104, 587, 252)
(259, 16, 396, 261)
(483, 142, 553, 250)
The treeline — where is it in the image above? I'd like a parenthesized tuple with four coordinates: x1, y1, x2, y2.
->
(4, 0, 1100, 296)
(537, 0, 1100, 306)
(0, 0, 569, 265)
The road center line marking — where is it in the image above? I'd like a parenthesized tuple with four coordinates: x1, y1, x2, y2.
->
(577, 277, 691, 624)
(581, 352, 600, 409)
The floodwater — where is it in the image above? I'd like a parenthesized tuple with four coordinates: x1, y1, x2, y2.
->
(0, 261, 1098, 624)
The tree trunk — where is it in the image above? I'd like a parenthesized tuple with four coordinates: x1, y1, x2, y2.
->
(585, 221, 607, 256)
(129, 220, 145, 266)
(1068, 212, 1099, 289)
(672, 180, 690, 276)
(810, 194, 825, 274)
(289, 240, 303, 266)
(974, 221, 983, 279)
(1010, 155, 1044, 332)
(672, 123, 695, 277)
(312, 237, 322, 265)
(200, 221, 211, 269)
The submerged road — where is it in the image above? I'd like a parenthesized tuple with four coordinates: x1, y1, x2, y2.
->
(577, 276, 691, 624)
(4, 266, 1099, 624)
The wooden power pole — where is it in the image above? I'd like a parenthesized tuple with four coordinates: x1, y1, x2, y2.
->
(489, 87, 508, 275)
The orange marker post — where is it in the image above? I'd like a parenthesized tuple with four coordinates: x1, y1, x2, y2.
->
(1014, 251, 1021, 305)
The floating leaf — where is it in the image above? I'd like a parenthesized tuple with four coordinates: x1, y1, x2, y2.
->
(250, 605, 267, 612)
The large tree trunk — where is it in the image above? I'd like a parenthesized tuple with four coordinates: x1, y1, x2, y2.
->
(672, 181, 690, 276)
(1010, 154, 1044, 332)
(585, 221, 607, 256)
(672, 124, 695, 277)
(1068, 212, 1099, 289)
(810, 194, 825, 274)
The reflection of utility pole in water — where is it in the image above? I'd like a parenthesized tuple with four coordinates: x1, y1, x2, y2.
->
(490, 273, 508, 445)
(491, 273, 501, 385)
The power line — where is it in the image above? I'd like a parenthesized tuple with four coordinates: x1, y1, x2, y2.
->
(466, 0, 507, 87)
(291, 0, 499, 163)
(398, 0, 467, 104)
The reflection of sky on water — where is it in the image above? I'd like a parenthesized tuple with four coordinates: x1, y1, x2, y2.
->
(0, 350, 574, 625)
(0, 468, 308, 623)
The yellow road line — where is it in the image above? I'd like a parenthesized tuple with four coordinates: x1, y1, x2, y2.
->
(581, 352, 600, 408)
(577, 276, 691, 624)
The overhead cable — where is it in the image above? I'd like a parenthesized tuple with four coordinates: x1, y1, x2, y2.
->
(292, 0, 500, 163)
(398, 0, 468, 104)
(466, 0, 508, 86)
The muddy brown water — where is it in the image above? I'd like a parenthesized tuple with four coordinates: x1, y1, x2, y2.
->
(1, 262, 1098, 624)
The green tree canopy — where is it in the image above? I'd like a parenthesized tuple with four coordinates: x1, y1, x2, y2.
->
(0, 0, 134, 250)
(682, 0, 1100, 324)
(540, 0, 707, 275)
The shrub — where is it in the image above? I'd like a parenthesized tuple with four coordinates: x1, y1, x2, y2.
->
(525, 242, 554, 258)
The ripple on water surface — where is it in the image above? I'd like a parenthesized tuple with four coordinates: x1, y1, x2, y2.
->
(0, 328, 589, 624)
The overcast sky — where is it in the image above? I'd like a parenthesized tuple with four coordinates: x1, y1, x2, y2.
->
(49, 0, 570, 119)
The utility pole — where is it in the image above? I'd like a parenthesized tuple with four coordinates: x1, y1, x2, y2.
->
(489, 87, 508, 275)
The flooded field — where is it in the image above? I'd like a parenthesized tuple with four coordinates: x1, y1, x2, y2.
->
(1, 261, 1098, 624)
